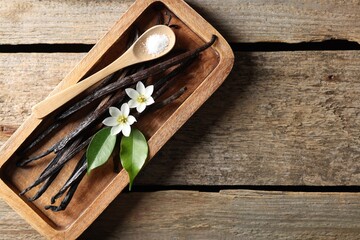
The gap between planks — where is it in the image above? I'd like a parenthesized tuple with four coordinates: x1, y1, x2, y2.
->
(0, 40, 360, 53)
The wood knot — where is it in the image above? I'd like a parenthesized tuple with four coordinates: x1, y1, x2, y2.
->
(326, 74, 338, 82)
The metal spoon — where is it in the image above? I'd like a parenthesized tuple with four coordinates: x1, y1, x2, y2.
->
(32, 25, 176, 119)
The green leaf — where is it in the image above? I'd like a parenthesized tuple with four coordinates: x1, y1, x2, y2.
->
(120, 128, 148, 190)
(86, 127, 116, 174)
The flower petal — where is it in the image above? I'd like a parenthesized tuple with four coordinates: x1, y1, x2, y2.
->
(125, 88, 139, 99)
(111, 125, 123, 136)
(145, 85, 154, 98)
(102, 117, 118, 127)
(136, 81, 146, 95)
(109, 106, 121, 117)
(128, 99, 138, 108)
(127, 115, 137, 125)
(146, 97, 155, 106)
(136, 103, 146, 113)
(121, 103, 130, 116)
(122, 124, 131, 137)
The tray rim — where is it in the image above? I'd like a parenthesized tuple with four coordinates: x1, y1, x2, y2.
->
(0, 0, 234, 239)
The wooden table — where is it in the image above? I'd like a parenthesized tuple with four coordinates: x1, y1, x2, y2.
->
(1, 1, 360, 239)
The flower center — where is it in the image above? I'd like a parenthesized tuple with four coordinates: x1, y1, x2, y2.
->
(117, 115, 128, 124)
(137, 95, 147, 103)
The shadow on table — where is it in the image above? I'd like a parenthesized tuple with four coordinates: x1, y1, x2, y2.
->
(136, 51, 254, 186)
(80, 51, 256, 238)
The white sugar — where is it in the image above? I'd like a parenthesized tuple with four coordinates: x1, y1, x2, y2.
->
(145, 34, 169, 55)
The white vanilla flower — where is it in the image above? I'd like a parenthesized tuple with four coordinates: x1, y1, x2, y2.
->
(102, 103, 136, 136)
(125, 81, 155, 113)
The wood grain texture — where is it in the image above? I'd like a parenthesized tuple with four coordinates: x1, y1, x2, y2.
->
(1, 0, 359, 239)
(1, 0, 360, 44)
(1, 51, 360, 186)
(140, 50, 360, 186)
(0, 200, 39, 240)
(2, 190, 360, 239)
(0, 53, 85, 148)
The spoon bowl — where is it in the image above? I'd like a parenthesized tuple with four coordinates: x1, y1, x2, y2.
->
(132, 25, 176, 60)
(32, 25, 176, 119)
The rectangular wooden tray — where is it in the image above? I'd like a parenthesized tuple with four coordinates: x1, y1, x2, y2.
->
(0, 0, 234, 239)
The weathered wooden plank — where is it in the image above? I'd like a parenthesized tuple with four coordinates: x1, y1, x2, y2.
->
(1, 51, 360, 186)
(142, 50, 360, 186)
(1, 190, 360, 239)
(0, 0, 359, 44)
(0, 52, 84, 148)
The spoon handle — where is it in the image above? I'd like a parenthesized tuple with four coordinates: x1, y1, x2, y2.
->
(32, 51, 135, 119)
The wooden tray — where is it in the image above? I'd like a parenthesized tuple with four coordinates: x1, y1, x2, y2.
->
(0, 0, 234, 239)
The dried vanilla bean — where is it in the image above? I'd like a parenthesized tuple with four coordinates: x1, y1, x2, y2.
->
(152, 87, 187, 110)
(157, 12, 164, 25)
(169, 24, 180, 29)
(57, 69, 129, 120)
(20, 121, 62, 154)
(27, 148, 69, 200)
(19, 91, 120, 165)
(18, 76, 116, 159)
(51, 157, 87, 204)
(54, 92, 126, 153)
(20, 136, 88, 195)
(20, 73, 123, 157)
(153, 56, 196, 99)
(45, 160, 86, 212)
(28, 168, 62, 202)
(16, 144, 57, 167)
(164, 11, 172, 26)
